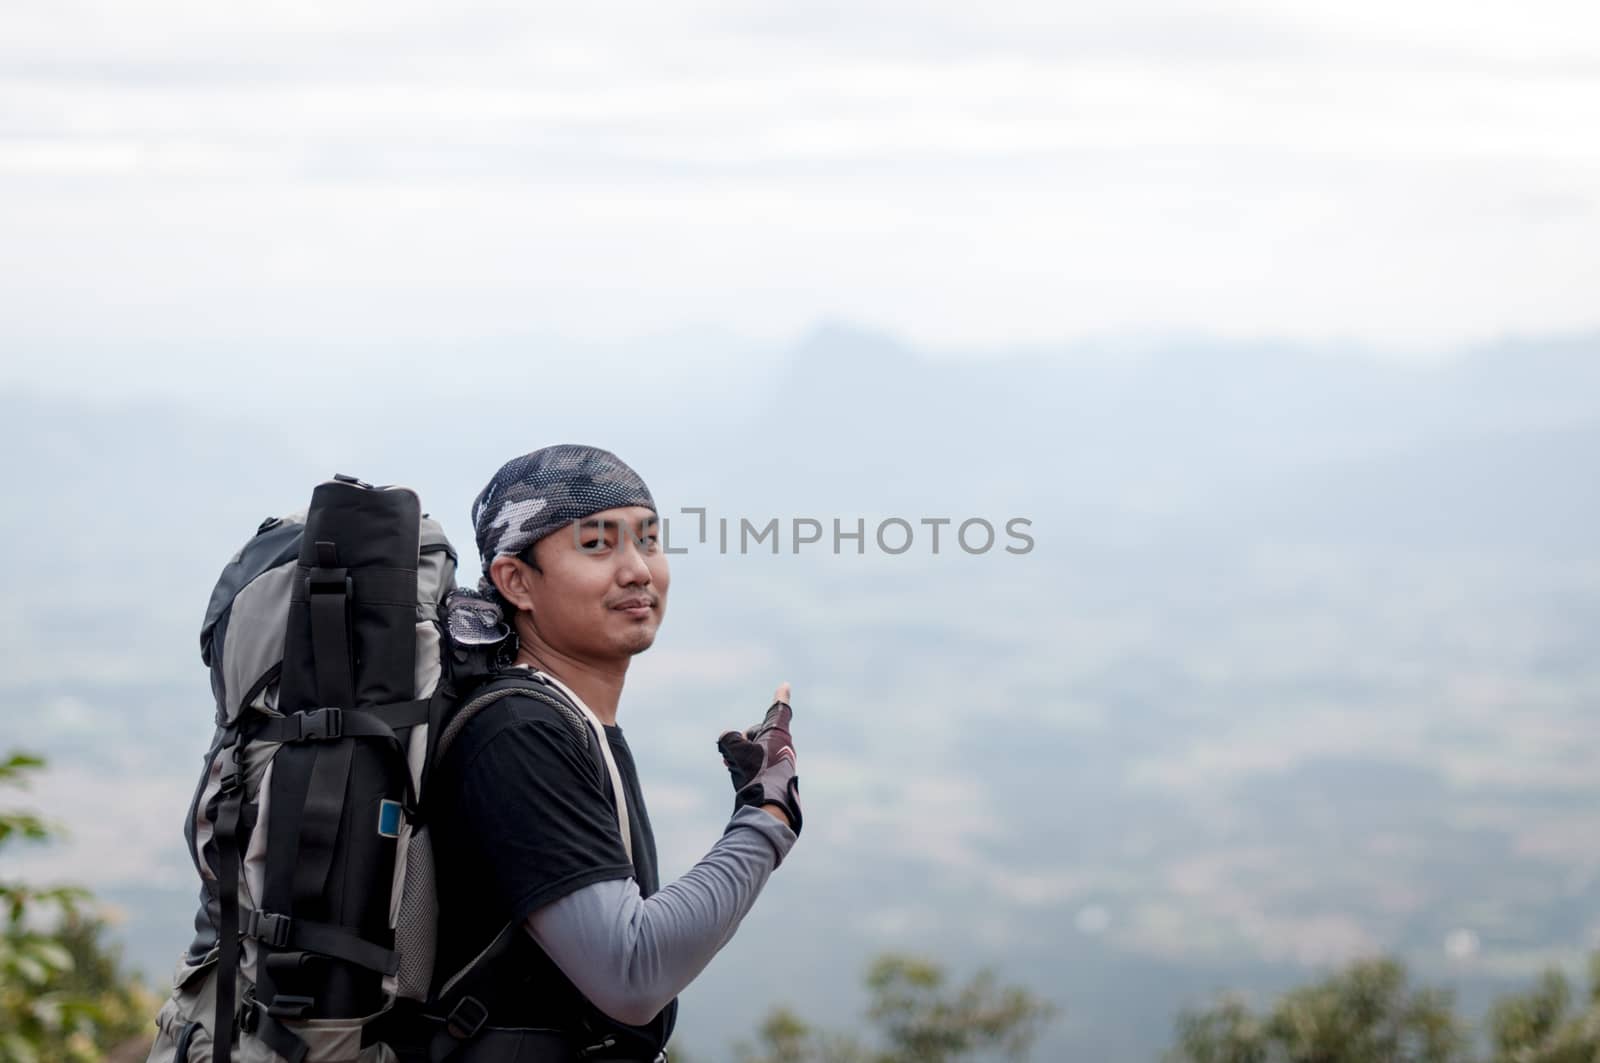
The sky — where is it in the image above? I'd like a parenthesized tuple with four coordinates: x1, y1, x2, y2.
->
(2, 0, 1598, 386)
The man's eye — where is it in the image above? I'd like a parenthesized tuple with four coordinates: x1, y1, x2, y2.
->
(582, 539, 603, 550)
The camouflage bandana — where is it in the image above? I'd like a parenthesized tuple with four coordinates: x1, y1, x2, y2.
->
(472, 443, 657, 571)
(447, 444, 656, 647)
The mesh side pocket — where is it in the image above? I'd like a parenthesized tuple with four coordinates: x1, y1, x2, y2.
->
(391, 825, 438, 1001)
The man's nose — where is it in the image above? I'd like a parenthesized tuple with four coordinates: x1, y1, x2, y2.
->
(616, 533, 653, 585)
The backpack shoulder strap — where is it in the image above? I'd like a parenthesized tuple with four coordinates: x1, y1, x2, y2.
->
(426, 670, 638, 1060)
(435, 670, 632, 864)
(519, 669, 634, 866)
(434, 673, 585, 764)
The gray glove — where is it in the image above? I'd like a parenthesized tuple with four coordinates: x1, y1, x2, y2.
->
(717, 696, 802, 836)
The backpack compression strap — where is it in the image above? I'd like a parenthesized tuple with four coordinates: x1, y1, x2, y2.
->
(211, 745, 250, 1063)
(294, 550, 360, 910)
(210, 698, 433, 1063)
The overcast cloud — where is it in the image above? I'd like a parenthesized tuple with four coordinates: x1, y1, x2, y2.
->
(2, 0, 1597, 377)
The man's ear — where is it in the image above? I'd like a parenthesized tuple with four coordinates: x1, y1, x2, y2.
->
(488, 555, 536, 614)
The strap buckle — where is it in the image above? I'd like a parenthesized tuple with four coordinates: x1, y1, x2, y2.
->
(238, 999, 260, 1034)
(578, 1036, 618, 1059)
(297, 708, 343, 741)
(306, 566, 351, 598)
(265, 995, 314, 1020)
(246, 909, 293, 948)
(219, 749, 245, 796)
(444, 996, 489, 1041)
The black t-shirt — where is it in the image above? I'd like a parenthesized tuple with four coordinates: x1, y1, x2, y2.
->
(431, 683, 676, 1055)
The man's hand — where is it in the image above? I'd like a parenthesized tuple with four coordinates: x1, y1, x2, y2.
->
(717, 681, 802, 836)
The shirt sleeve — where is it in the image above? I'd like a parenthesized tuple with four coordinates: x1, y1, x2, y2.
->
(453, 712, 636, 921)
(523, 806, 797, 1027)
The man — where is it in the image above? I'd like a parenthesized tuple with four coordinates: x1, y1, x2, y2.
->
(429, 444, 802, 1063)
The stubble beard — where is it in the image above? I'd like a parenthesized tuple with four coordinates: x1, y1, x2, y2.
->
(619, 623, 658, 656)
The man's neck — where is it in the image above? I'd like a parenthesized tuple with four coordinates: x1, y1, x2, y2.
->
(513, 630, 626, 726)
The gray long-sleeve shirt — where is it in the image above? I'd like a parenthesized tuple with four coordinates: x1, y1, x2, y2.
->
(524, 806, 797, 1026)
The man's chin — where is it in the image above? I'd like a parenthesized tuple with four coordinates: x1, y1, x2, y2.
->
(617, 624, 659, 656)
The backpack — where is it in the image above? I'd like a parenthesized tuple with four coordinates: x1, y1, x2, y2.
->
(146, 476, 626, 1063)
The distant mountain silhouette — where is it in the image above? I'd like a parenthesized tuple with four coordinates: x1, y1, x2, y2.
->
(715, 325, 1600, 529)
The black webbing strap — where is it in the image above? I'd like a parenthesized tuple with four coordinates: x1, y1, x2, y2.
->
(427, 920, 521, 1063)
(212, 761, 245, 1063)
(379, 698, 432, 729)
(417, 689, 452, 811)
(293, 542, 359, 908)
(427, 995, 490, 1063)
(246, 909, 399, 976)
(291, 738, 356, 906)
(253, 1006, 310, 1063)
(254, 701, 426, 826)
(250, 703, 429, 745)
(429, 1025, 646, 1063)
(294, 567, 415, 610)
(307, 541, 356, 712)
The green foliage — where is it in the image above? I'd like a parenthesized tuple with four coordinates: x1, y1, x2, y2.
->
(1169, 951, 1600, 1063)
(1169, 997, 1269, 1063)
(1484, 953, 1600, 1063)
(724, 947, 1600, 1063)
(0, 754, 51, 848)
(1169, 956, 1469, 1063)
(733, 953, 1057, 1063)
(733, 1008, 855, 1063)
(0, 751, 157, 1063)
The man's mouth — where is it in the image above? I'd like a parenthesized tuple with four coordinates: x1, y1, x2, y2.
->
(611, 596, 654, 615)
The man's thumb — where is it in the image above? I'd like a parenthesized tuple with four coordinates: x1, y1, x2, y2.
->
(718, 730, 765, 779)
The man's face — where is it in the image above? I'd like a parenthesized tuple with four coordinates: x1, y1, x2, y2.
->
(524, 504, 669, 660)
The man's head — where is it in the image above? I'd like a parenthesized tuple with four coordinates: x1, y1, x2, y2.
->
(472, 444, 668, 662)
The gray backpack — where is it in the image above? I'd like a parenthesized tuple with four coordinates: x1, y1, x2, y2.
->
(146, 476, 612, 1063)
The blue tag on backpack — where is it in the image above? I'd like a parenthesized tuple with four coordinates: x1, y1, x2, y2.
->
(377, 799, 402, 838)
